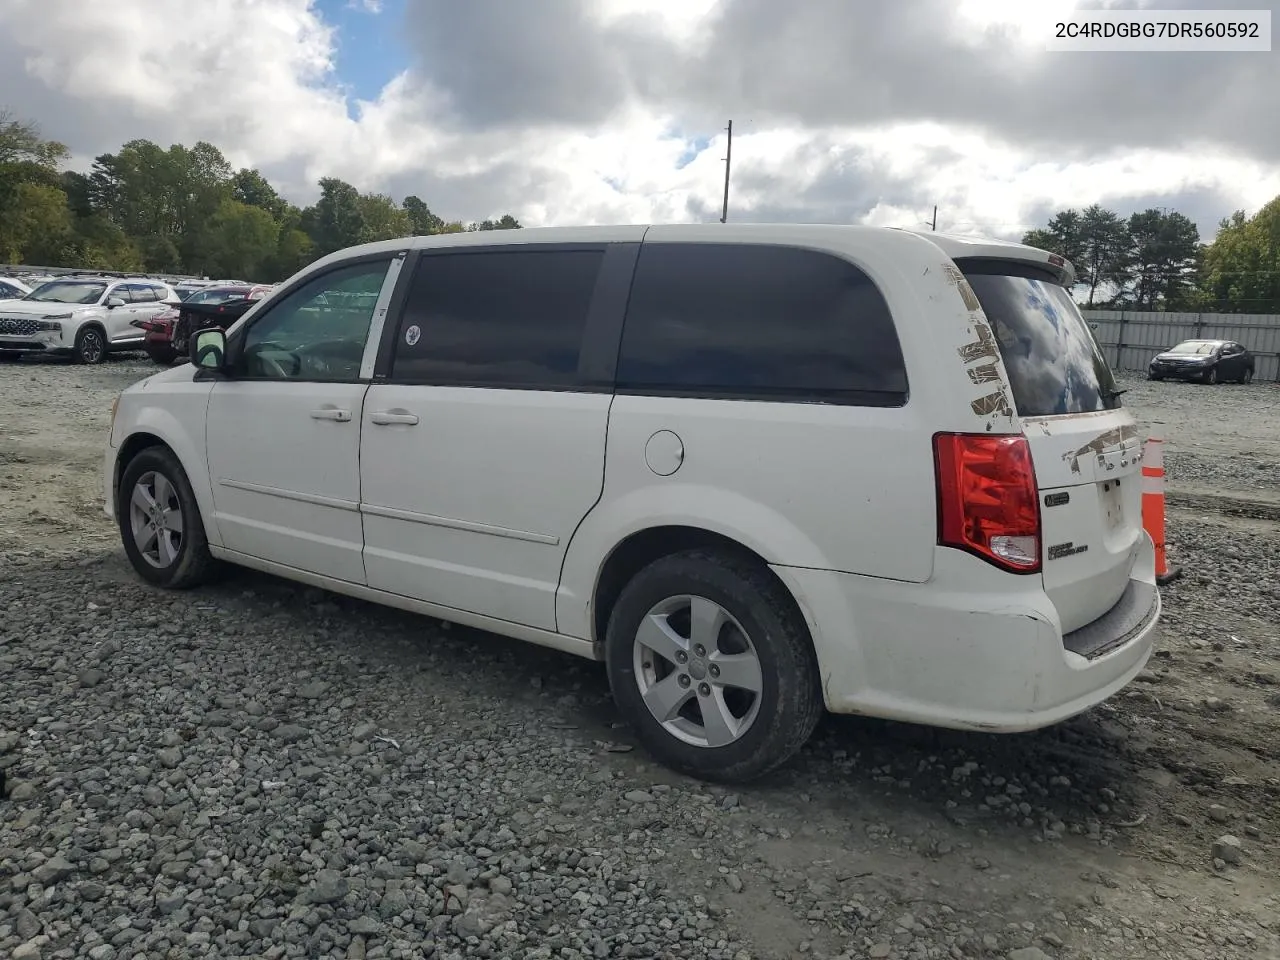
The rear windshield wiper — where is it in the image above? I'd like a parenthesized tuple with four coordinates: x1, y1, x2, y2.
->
(1105, 387, 1128, 399)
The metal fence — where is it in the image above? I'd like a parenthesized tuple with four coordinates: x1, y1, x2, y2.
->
(1083, 310, 1280, 382)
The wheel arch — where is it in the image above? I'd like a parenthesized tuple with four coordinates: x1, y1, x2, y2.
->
(113, 421, 221, 547)
(588, 524, 813, 657)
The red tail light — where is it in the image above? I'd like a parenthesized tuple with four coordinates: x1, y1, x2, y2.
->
(933, 433, 1041, 574)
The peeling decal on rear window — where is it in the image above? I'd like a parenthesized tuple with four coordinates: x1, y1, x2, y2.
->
(943, 265, 982, 313)
(957, 321, 1000, 363)
(966, 361, 1001, 384)
(970, 389, 1013, 418)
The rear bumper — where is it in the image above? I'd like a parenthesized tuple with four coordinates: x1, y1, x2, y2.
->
(772, 533, 1159, 732)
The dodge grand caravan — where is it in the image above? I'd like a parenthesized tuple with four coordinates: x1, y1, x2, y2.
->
(104, 224, 1160, 783)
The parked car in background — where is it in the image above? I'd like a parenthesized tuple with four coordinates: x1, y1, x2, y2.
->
(134, 284, 272, 365)
(0, 276, 177, 363)
(105, 224, 1159, 783)
(0, 277, 32, 300)
(1147, 339, 1254, 384)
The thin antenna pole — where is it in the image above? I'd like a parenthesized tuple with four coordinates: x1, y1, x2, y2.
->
(931, 205, 937, 231)
(720, 120, 733, 223)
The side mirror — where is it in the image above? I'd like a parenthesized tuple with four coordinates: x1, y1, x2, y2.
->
(192, 328, 227, 371)
(106, 296, 126, 309)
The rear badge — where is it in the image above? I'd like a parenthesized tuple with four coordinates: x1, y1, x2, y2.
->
(404, 324, 421, 346)
(1044, 491, 1070, 508)
(1048, 541, 1088, 561)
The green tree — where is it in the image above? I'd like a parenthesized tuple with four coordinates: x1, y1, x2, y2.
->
(1022, 209, 1084, 270)
(232, 168, 287, 220)
(1075, 204, 1132, 306)
(201, 199, 280, 280)
(87, 138, 233, 270)
(1124, 209, 1201, 309)
(0, 182, 73, 263)
(403, 195, 444, 235)
(0, 111, 70, 262)
(1198, 199, 1280, 313)
(468, 214, 523, 231)
(301, 177, 366, 257)
(357, 193, 412, 243)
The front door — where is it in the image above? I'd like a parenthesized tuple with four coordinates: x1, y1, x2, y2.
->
(360, 244, 617, 631)
(204, 255, 403, 583)
(104, 284, 146, 344)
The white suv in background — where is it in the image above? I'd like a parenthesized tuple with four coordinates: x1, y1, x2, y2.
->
(0, 276, 176, 363)
(0, 276, 33, 300)
(104, 224, 1161, 782)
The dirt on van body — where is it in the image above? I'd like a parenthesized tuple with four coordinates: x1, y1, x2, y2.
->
(1, 358, 1277, 960)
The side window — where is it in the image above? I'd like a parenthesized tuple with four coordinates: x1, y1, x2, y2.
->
(236, 257, 393, 381)
(390, 247, 604, 388)
(617, 243, 908, 404)
(111, 284, 137, 303)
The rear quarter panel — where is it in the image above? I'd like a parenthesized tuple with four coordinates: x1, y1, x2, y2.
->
(555, 226, 1026, 642)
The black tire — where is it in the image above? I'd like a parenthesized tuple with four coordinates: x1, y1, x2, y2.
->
(1241, 367, 1253, 384)
(604, 549, 823, 783)
(1147, 372, 1162, 381)
(146, 343, 177, 366)
(117, 446, 219, 589)
(0, 350, 21, 362)
(73, 325, 107, 365)
(1204, 366, 1219, 385)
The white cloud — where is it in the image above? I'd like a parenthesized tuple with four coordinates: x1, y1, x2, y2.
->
(0, 0, 1273, 240)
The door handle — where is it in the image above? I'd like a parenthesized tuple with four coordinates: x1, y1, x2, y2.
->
(369, 409, 419, 426)
(310, 407, 352, 422)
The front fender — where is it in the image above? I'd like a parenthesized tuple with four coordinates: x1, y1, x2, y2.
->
(555, 481, 833, 642)
(114, 392, 220, 547)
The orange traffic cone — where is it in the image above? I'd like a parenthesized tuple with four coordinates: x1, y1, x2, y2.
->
(1141, 437, 1182, 586)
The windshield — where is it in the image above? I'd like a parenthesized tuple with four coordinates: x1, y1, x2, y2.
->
(186, 288, 247, 305)
(1168, 340, 1218, 355)
(23, 281, 107, 305)
(959, 258, 1121, 417)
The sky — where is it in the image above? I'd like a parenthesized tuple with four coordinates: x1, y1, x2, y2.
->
(0, 0, 1277, 242)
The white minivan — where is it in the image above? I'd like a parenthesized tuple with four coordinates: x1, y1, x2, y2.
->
(104, 224, 1160, 782)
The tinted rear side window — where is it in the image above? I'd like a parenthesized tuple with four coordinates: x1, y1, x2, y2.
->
(958, 259, 1120, 417)
(617, 242, 908, 405)
(391, 248, 604, 387)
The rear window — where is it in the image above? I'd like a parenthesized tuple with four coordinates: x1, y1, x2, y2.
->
(617, 242, 908, 405)
(958, 259, 1120, 417)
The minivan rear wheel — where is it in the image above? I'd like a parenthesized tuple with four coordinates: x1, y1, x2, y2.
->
(604, 549, 822, 783)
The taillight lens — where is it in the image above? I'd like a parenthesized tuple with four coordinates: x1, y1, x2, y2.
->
(933, 433, 1041, 574)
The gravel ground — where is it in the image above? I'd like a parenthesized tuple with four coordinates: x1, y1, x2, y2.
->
(1113, 372, 1280, 499)
(2, 354, 1278, 960)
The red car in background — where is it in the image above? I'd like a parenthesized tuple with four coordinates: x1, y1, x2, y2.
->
(135, 284, 272, 364)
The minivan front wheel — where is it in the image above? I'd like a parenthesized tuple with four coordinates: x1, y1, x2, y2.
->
(605, 549, 822, 783)
(118, 446, 218, 589)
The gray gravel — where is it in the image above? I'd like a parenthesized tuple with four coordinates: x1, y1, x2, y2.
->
(1115, 372, 1280, 497)
(2, 353, 1279, 960)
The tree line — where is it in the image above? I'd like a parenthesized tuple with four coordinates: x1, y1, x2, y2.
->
(1023, 199, 1280, 314)
(0, 110, 521, 283)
